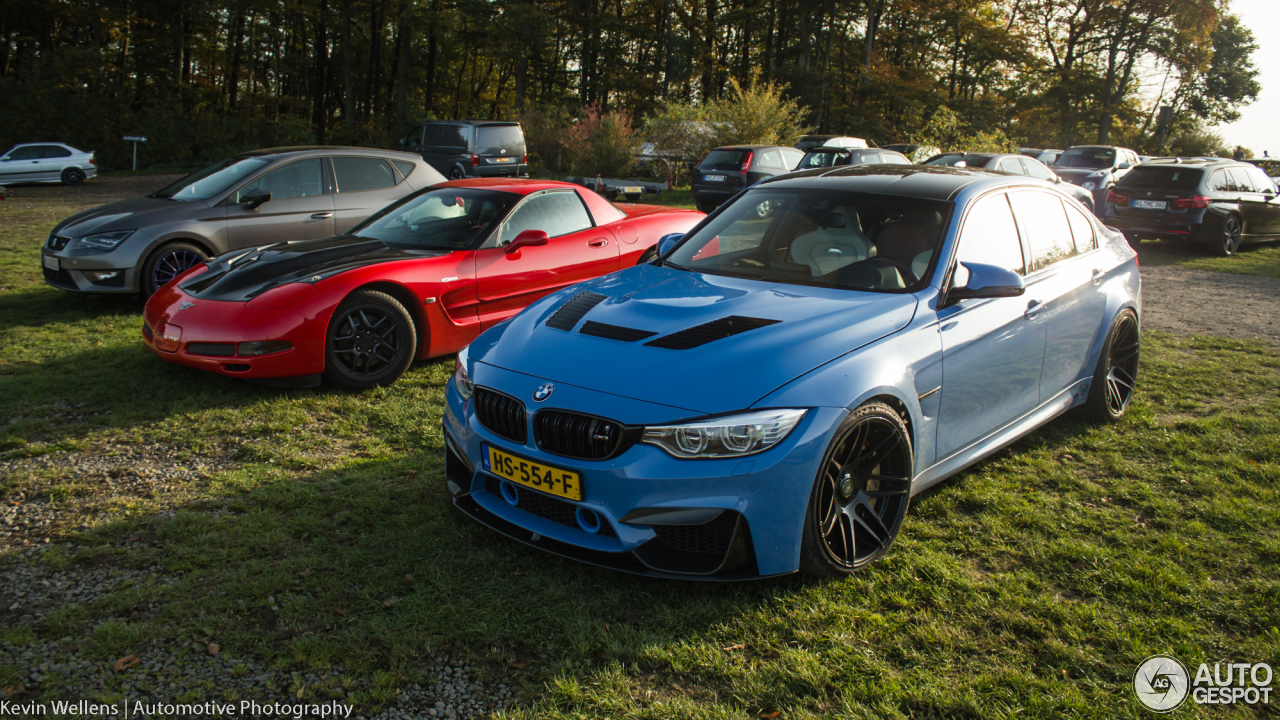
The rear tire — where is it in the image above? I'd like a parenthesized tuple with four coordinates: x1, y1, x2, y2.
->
(61, 167, 86, 186)
(448, 167, 465, 180)
(141, 242, 209, 298)
(1217, 214, 1242, 256)
(695, 199, 717, 214)
(636, 247, 658, 265)
(1082, 309, 1140, 423)
(324, 290, 417, 391)
(1123, 233, 1141, 251)
(799, 402, 913, 577)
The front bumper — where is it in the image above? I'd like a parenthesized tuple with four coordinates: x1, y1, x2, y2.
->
(142, 283, 326, 385)
(443, 362, 846, 579)
(41, 252, 135, 294)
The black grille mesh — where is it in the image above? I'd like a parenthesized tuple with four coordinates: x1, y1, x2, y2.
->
(474, 388, 527, 444)
(484, 475, 617, 537)
(653, 512, 738, 554)
(579, 321, 657, 342)
(535, 410, 624, 460)
(46, 235, 70, 250)
(43, 267, 75, 288)
(546, 292, 608, 331)
(186, 343, 236, 356)
(644, 316, 780, 350)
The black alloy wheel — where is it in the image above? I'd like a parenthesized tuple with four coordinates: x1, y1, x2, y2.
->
(61, 167, 86, 186)
(449, 167, 465, 180)
(1218, 215, 1242, 256)
(800, 402, 913, 576)
(1083, 309, 1140, 423)
(324, 290, 417, 391)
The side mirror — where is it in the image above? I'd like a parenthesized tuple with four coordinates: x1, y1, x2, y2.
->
(1118, 162, 1132, 170)
(946, 262, 1025, 303)
(504, 229, 549, 253)
(657, 233, 683, 256)
(241, 190, 271, 209)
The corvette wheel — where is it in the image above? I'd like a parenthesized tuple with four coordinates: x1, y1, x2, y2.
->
(636, 246, 658, 265)
(1082, 309, 1139, 423)
(61, 167, 86, 186)
(142, 242, 209, 298)
(1218, 215, 1242, 256)
(800, 402, 913, 576)
(324, 290, 416, 391)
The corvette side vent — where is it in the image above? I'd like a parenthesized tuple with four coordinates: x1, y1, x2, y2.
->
(546, 292, 608, 331)
(644, 316, 781, 350)
(579, 321, 657, 343)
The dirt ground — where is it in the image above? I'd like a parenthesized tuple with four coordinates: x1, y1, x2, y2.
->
(7, 175, 1279, 345)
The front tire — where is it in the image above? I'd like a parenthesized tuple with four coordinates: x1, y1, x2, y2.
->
(141, 242, 209, 298)
(1082, 309, 1140, 423)
(61, 167, 86, 186)
(448, 167, 465, 180)
(1217, 214, 1242, 256)
(324, 290, 417, 391)
(799, 402, 913, 577)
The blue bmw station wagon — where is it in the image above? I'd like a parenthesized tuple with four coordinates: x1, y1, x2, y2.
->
(443, 165, 1141, 579)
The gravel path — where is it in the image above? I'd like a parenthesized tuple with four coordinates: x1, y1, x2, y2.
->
(1139, 264, 1280, 345)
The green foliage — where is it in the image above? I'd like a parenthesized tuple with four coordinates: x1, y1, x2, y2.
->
(563, 103, 639, 177)
(1165, 122, 1229, 158)
(645, 72, 811, 161)
(912, 106, 1019, 154)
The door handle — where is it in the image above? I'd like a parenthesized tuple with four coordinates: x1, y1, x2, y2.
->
(1091, 268, 1105, 284)
(310, 212, 333, 219)
(1024, 298, 1045, 318)
(588, 239, 609, 247)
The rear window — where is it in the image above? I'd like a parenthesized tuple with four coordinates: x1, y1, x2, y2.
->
(700, 150, 748, 169)
(1118, 166, 1203, 191)
(476, 125, 524, 149)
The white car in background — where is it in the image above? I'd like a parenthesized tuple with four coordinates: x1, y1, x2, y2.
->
(0, 143, 97, 185)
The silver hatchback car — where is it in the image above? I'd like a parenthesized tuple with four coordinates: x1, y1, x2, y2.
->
(41, 146, 444, 297)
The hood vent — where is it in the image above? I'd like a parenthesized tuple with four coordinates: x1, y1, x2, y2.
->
(546, 291, 608, 331)
(644, 315, 781, 350)
(579, 321, 657, 343)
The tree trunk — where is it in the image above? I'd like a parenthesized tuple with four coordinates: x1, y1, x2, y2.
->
(394, 0, 409, 123)
(313, 1, 328, 143)
(424, 0, 438, 114)
(342, 0, 353, 130)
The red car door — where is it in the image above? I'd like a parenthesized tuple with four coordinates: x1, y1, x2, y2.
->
(474, 189, 619, 328)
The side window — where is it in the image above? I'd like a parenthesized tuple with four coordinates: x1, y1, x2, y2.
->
(403, 127, 424, 147)
(755, 149, 783, 170)
(498, 191, 593, 244)
(331, 157, 398, 193)
(237, 158, 325, 202)
(780, 148, 805, 169)
(1208, 170, 1232, 192)
(881, 152, 910, 165)
(1064, 203, 1096, 254)
(41, 146, 72, 158)
(1021, 158, 1055, 181)
(1009, 190, 1076, 271)
(7, 146, 41, 161)
(997, 157, 1025, 175)
(1227, 167, 1257, 193)
(391, 160, 416, 181)
(1247, 166, 1277, 194)
(445, 125, 471, 149)
(953, 193, 1025, 280)
(423, 125, 447, 146)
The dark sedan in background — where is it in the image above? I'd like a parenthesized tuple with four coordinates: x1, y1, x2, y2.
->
(41, 147, 442, 297)
(1052, 145, 1141, 213)
(923, 152, 1097, 211)
(690, 145, 805, 213)
(1104, 158, 1280, 255)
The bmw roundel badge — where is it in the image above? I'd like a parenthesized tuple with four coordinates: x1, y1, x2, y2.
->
(533, 384, 554, 402)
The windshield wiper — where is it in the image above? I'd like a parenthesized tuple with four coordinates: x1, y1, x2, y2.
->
(662, 259, 692, 272)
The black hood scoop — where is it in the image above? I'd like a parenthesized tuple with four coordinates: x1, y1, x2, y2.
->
(546, 292, 608, 331)
(579, 321, 657, 342)
(179, 234, 449, 302)
(644, 316, 780, 350)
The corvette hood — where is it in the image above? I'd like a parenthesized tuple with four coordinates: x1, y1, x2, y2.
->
(52, 196, 196, 238)
(179, 234, 450, 302)
(472, 264, 918, 414)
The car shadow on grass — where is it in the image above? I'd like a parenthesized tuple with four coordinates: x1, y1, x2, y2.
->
(0, 286, 141, 334)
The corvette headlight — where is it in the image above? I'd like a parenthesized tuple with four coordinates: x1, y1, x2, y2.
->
(454, 345, 474, 399)
(78, 230, 135, 250)
(1082, 181, 1096, 191)
(642, 409, 806, 459)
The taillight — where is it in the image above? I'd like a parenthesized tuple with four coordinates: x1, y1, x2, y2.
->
(522, 153, 527, 164)
(89, 156, 96, 165)
(470, 154, 480, 167)
(1107, 190, 1127, 205)
(740, 152, 754, 178)
(1173, 195, 1210, 209)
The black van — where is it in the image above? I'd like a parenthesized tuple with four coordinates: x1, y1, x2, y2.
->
(396, 121, 527, 180)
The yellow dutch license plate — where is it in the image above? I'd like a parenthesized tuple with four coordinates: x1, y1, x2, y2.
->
(488, 446, 582, 501)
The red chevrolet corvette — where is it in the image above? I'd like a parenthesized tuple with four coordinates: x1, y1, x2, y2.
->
(142, 179, 703, 389)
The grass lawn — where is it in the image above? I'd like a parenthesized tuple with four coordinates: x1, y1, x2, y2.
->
(1135, 238, 1280, 278)
(1, 191, 1277, 718)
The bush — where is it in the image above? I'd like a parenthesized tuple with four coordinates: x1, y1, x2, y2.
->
(912, 106, 1019, 155)
(562, 102, 638, 178)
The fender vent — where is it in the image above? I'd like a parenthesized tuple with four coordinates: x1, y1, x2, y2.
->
(644, 316, 780, 350)
(579, 321, 656, 343)
(546, 292, 607, 331)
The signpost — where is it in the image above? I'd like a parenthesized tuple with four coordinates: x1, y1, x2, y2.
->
(123, 136, 148, 170)
(1156, 107, 1173, 156)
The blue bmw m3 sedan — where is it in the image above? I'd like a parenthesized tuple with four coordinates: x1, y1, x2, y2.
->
(442, 165, 1141, 579)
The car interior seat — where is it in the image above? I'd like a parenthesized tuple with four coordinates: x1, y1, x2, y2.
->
(874, 210, 944, 284)
(789, 206, 874, 276)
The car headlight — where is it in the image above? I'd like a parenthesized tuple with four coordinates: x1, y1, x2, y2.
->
(1082, 181, 1096, 191)
(454, 345, 474, 399)
(78, 230, 135, 250)
(641, 409, 806, 459)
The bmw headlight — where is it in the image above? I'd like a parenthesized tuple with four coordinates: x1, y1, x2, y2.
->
(78, 230, 135, 251)
(453, 345, 474, 399)
(642, 409, 806, 459)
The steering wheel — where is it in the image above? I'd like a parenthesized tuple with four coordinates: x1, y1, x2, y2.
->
(469, 224, 488, 232)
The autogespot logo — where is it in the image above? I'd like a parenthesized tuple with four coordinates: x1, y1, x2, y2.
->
(1134, 655, 1274, 712)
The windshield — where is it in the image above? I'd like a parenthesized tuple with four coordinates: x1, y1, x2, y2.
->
(150, 156, 272, 200)
(699, 149, 748, 170)
(799, 150, 854, 169)
(665, 189, 951, 293)
(1056, 148, 1115, 169)
(351, 188, 519, 250)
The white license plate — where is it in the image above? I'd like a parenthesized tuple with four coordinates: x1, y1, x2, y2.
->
(1133, 199, 1166, 210)
(42, 255, 59, 270)
(704, 175, 725, 182)
(492, 157, 515, 164)
(622, 186, 643, 194)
